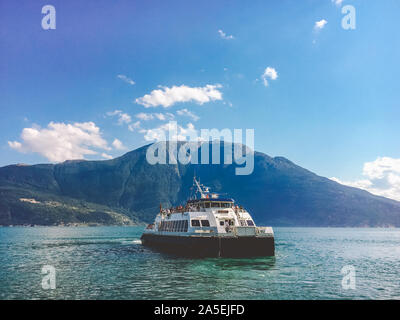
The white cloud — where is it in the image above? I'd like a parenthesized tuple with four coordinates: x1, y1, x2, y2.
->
(330, 157, 400, 201)
(136, 112, 154, 121)
(261, 67, 278, 87)
(8, 141, 22, 149)
(135, 112, 175, 121)
(106, 110, 131, 125)
(363, 157, 400, 180)
(218, 29, 234, 40)
(140, 122, 198, 142)
(106, 110, 120, 116)
(135, 84, 223, 108)
(8, 122, 111, 162)
(332, 0, 343, 6)
(314, 19, 328, 30)
(154, 113, 166, 121)
(155, 113, 175, 121)
(330, 177, 373, 189)
(117, 74, 135, 85)
(177, 108, 200, 121)
(111, 138, 125, 150)
(128, 121, 141, 132)
(118, 113, 131, 124)
(101, 153, 113, 160)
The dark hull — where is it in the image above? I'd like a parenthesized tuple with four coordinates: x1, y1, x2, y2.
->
(141, 233, 275, 258)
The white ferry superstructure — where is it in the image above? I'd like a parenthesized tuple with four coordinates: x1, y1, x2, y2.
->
(141, 177, 275, 257)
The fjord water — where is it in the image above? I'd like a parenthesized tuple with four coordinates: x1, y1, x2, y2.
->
(0, 226, 399, 300)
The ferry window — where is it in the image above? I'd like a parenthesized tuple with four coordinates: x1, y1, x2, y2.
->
(229, 220, 234, 226)
(205, 202, 211, 208)
(178, 220, 183, 232)
(191, 220, 200, 227)
(247, 220, 255, 226)
(201, 220, 210, 227)
(173, 221, 177, 231)
(211, 202, 220, 208)
(219, 221, 224, 226)
(240, 220, 246, 226)
(183, 220, 188, 232)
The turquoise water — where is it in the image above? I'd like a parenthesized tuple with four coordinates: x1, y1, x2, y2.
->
(0, 226, 399, 300)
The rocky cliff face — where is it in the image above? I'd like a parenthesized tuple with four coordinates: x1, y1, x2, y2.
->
(1, 142, 400, 226)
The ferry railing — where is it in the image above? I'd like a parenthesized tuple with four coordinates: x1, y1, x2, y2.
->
(234, 226, 257, 236)
(255, 226, 274, 237)
(228, 226, 274, 237)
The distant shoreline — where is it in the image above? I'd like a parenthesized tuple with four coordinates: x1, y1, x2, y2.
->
(0, 223, 146, 228)
(0, 224, 398, 229)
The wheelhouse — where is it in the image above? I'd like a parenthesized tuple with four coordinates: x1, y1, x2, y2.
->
(187, 198, 234, 209)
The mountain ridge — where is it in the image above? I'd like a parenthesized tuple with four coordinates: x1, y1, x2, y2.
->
(1, 142, 400, 227)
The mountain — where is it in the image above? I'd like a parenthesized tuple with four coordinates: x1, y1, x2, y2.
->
(1, 142, 400, 227)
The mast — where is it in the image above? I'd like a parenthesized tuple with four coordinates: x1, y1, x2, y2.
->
(193, 176, 207, 198)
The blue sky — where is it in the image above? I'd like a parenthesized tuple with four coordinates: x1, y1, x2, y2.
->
(1, 0, 400, 199)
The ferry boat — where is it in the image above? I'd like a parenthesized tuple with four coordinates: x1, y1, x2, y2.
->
(141, 177, 275, 258)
